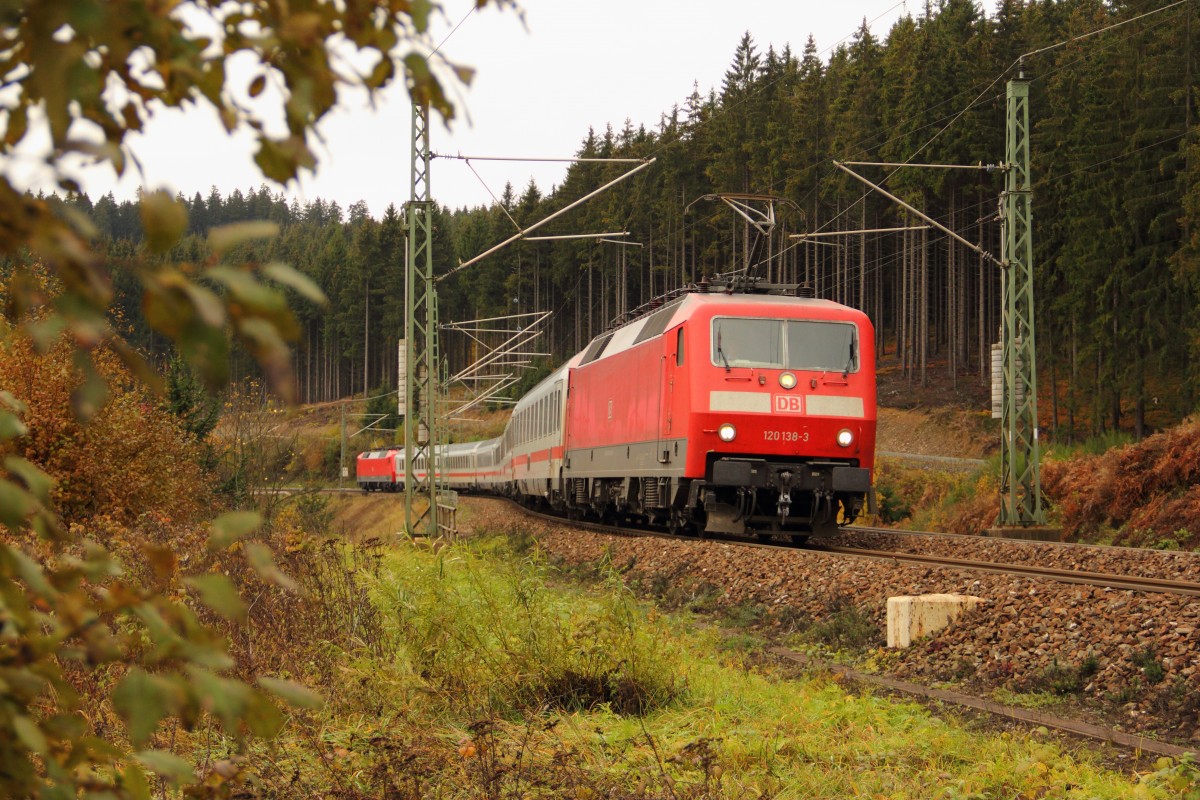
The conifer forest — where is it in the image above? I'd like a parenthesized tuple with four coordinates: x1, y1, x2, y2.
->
(61, 0, 1200, 440)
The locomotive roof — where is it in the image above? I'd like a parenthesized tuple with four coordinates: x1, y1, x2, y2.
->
(505, 290, 869, 421)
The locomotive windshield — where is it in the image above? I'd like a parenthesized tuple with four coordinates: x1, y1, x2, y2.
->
(711, 318, 858, 372)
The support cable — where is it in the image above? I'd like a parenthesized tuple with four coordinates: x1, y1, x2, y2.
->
(438, 158, 655, 281)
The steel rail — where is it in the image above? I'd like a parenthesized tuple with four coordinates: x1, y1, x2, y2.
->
(502, 502, 1200, 598)
(848, 523, 1200, 560)
(810, 544, 1200, 598)
(315, 493, 1200, 598)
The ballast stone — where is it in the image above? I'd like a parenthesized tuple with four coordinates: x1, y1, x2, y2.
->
(887, 593, 986, 648)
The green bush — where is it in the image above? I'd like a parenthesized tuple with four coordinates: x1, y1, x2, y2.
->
(372, 540, 685, 716)
(802, 595, 877, 651)
(1133, 647, 1165, 684)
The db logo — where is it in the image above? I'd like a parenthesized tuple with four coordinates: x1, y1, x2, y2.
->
(774, 395, 804, 414)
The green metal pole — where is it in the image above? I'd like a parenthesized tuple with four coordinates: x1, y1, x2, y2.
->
(999, 70, 1046, 526)
(403, 102, 439, 536)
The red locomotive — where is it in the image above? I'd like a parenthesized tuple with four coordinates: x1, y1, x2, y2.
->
(355, 447, 402, 492)
(360, 277, 876, 540)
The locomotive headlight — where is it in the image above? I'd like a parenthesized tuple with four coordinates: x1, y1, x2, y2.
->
(778, 371, 797, 390)
(718, 423, 737, 442)
(836, 428, 854, 448)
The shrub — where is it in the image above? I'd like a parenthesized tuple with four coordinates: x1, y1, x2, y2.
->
(802, 595, 877, 651)
(870, 456, 1002, 535)
(1132, 647, 1165, 684)
(0, 318, 212, 533)
(1026, 653, 1101, 695)
(1043, 419, 1200, 543)
(373, 541, 685, 717)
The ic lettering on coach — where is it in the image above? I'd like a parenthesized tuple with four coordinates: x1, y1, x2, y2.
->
(774, 394, 804, 414)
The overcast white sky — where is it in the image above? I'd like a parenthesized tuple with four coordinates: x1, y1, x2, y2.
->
(43, 0, 913, 216)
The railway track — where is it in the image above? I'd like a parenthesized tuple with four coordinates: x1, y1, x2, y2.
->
(504, 501, 1200, 598)
(307, 489, 1200, 598)
(808, 543, 1200, 597)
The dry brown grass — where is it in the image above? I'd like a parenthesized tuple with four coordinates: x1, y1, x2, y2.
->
(1044, 418, 1200, 545)
(325, 493, 416, 540)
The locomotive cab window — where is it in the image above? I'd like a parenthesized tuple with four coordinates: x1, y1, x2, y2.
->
(711, 317, 858, 372)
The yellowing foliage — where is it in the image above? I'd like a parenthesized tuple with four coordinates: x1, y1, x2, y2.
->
(0, 314, 212, 536)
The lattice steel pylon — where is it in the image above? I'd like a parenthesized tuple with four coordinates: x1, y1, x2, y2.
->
(998, 70, 1046, 526)
(403, 102, 440, 536)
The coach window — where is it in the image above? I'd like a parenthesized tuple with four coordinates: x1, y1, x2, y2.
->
(676, 327, 685, 366)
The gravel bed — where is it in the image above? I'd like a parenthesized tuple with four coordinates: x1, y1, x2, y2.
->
(830, 528, 1200, 583)
(462, 499, 1200, 745)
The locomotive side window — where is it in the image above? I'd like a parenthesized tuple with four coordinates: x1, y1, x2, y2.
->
(711, 317, 858, 372)
(676, 327, 685, 366)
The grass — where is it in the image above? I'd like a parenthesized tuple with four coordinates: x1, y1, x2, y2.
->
(212, 530, 1200, 799)
(991, 687, 1071, 710)
(1045, 429, 1137, 460)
